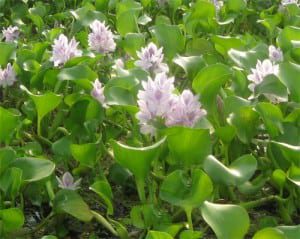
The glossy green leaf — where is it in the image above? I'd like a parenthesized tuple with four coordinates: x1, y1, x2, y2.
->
(0, 208, 24, 233)
(278, 62, 300, 103)
(192, 63, 232, 111)
(277, 225, 300, 239)
(0, 148, 16, 175)
(166, 127, 211, 168)
(53, 189, 93, 222)
(270, 141, 300, 166)
(278, 26, 300, 51)
(173, 55, 206, 80)
(58, 65, 98, 84)
(10, 157, 55, 183)
(151, 24, 185, 59)
(21, 85, 62, 136)
(201, 201, 250, 239)
(0, 167, 22, 199)
(253, 227, 285, 239)
(203, 154, 257, 186)
(71, 7, 107, 26)
(287, 165, 300, 186)
(159, 169, 213, 209)
(90, 180, 114, 215)
(0, 107, 20, 144)
(122, 33, 145, 57)
(71, 142, 98, 168)
(0, 42, 15, 66)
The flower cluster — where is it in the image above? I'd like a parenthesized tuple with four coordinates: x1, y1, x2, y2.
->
(135, 42, 169, 74)
(281, 0, 298, 6)
(2, 26, 19, 42)
(0, 63, 17, 88)
(269, 45, 283, 62)
(136, 73, 206, 135)
(88, 20, 116, 54)
(56, 172, 81, 190)
(51, 34, 82, 66)
(247, 59, 279, 92)
(91, 79, 106, 106)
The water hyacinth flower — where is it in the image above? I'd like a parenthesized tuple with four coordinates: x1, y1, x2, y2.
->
(135, 42, 169, 74)
(281, 0, 298, 6)
(91, 79, 106, 106)
(269, 45, 283, 62)
(2, 26, 19, 42)
(56, 172, 81, 190)
(88, 20, 116, 54)
(212, 0, 224, 11)
(51, 34, 82, 67)
(247, 59, 279, 92)
(136, 73, 175, 135)
(166, 90, 206, 127)
(0, 63, 17, 88)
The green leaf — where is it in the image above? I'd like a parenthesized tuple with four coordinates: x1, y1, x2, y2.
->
(278, 62, 300, 103)
(53, 189, 93, 222)
(228, 106, 259, 144)
(10, 157, 55, 183)
(270, 141, 300, 166)
(58, 65, 98, 83)
(20, 85, 62, 136)
(255, 102, 284, 138)
(165, 127, 211, 168)
(151, 24, 185, 60)
(0, 148, 16, 175)
(159, 169, 213, 209)
(287, 165, 300, 187)
(0, 208, 24, 233)
(0, 107, 21, 144)
(179, 230, 202, 239)
(145, 231, 173, 239)
(71, 7, 107, 26)
(211, 35, 244, 56)
(278, 26, 300, 51)
(0, 167, 22, 199)
(228, 44, 268, 69)
(192, 63, 232, 112)
(173, 55, 206, 80)
(112, 138, 165, 181)
(201, 201, 250, 239)
(90, 180, 114, 215)
(0, 42, 16, 66)
(70, 142, 98, 168)
(226, 0, 247, 13)
(122, 33, 145, 57)
(117, 10, 139, 36)
(203, 155, 257, 186)
(253, 228, 285, 239)
(277, 225, 300, 239)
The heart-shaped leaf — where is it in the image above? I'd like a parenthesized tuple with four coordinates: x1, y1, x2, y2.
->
(53, 189, 93, 222)
(203, 154, 257, 186)
(201, 201, 250, 239)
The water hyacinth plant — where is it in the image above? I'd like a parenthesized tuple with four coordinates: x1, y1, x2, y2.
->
(2, 0, 300, 238)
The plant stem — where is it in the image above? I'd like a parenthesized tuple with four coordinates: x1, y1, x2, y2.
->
(185, 207, 194, 231)
(136, 179, 146, 203)
(91, 210, 118, 236)
(45, 180, 55, 201)
(240, 195, 287, 209)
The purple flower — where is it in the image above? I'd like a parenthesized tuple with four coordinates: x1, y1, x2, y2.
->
(269, 45, 283, 62)
(51, 34, 82, 67)
(0, 63, 17, 88)
(56, 172, 81, 190)
(88, 20, 116, 54)
(136, 73, 175, 135)
(166, 90, 206, 127)
(2, 26, 19, 42)
(281, 0, 298, 6)
(91, 79, 106, 106)
(135, 42, 169, 74)
(247, 59, 279, 92)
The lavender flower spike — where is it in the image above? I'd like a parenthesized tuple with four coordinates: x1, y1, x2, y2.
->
(91, 79, 106, 106)
(56, 172, 81, 190)
(166, 90, 206, 127)
(281, 0, 298, 6)
(0, 63, 17, 88)
(2, 26, 19, 42)
(51, 34, 82, 67)
(135, 42, 169, 74)
(269, 45, 283, 62)
(88, 20, 116, 54)
(247, 59, 279, 92)
(136, 72, 175, 135)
